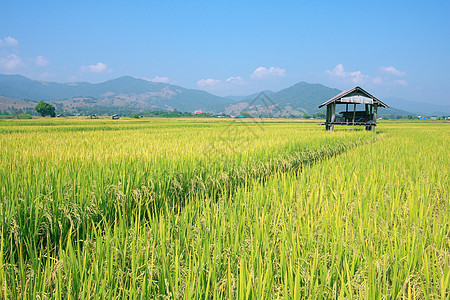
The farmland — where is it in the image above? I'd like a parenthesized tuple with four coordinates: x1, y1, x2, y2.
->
(0, 118, 448, 298)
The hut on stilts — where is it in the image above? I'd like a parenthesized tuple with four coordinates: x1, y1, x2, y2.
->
(319, 86, 389, 131)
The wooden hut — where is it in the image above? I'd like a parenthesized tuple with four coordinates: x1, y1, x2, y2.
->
(319, 86, 388, 131)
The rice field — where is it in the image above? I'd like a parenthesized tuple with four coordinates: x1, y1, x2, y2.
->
(0, 118, 448, 299)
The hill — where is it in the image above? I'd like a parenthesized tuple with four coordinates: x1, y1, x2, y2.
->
(224, 90, 275, 102)
(385, 97, 450, 116)
(224, 82, 411, 117)
(224, 82, 341, 117)
(0, 74, 417, 117)
(0, 74, 230, 114)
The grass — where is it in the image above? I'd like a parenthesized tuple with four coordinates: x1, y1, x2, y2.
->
(0, 118, 448, 298)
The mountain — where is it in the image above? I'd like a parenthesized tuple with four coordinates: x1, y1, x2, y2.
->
(225, 82, 415, 117)
(271, 82, 341, 115)
(0, 74, 171, 99)
(0, 96, 37, 113)
(224, 90, 275, 102)
(0, 74, 422, 117)
(0, 74, 230, 114)
(384, 97, 450, 116)
(224, 82, 342, 117)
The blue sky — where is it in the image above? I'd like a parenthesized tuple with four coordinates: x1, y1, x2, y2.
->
(1, 1, 449, 104)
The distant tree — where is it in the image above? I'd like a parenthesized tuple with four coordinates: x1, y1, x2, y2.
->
(35, 102, 56, 117)
(239, 111, 252, 118)
(15, 113, 32, 119)
(313, 112, 326, 119)
(13, 110, 32, 119)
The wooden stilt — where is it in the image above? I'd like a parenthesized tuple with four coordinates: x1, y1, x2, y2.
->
(330, 103, 336, 131)
(352, 103, 356, 130)
(326, 105, 331, 130)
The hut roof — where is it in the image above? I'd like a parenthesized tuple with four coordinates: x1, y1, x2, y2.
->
(318, 86, 389, 108)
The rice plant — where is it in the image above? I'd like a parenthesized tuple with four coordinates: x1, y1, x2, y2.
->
(0, 118, 448, 298)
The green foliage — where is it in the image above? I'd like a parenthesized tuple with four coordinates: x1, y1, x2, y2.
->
(14, 113, 32, 119)
(144, 110, 215, 118)
(239, 111, 252, 118)
(313, 111, 326, 119)
(35, 101, 56, 117)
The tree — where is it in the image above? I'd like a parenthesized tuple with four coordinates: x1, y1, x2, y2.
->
(35, 102, 56, 117)
(239, 111, 252, 118)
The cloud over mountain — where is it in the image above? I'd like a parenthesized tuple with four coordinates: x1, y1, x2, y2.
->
(80, 62, 112, 73)
(380, 66, 406, 77)
(251, 66, 286, 79)
(0, 54, 23, 70)
(35, 56, 49, 67)
(325, 64, 367, 84)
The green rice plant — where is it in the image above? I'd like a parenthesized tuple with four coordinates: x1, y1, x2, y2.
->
(0, 118, 374, 258)
(0, 118, 448, 298)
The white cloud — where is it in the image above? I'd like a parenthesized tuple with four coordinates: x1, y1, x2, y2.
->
(0, 37, 23, 71)
(251, 66, 286, 79)
(394, 79, 408, 86)
(35, 56, 49, 67)
(197, 76, 246, 90)
(80, 62, 111, 73)
(196, 74, 252, 97)
(0, 36, 18, 47)
(380, 66, 406, 77)
(197, 78, 221, 88)
(326, 65, 407, 87)
(0, 54, 24, 70)
(326, 64, 346, 77)
(226, 76, 245, 84)
(326, 64, 367, 84)
(348, 71, 366, 84)
(150, 75, 170, 83)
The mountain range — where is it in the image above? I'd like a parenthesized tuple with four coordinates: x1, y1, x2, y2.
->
(384, 96, 450, 116)
(0, 74, 445, 117)
(0, 74, 229, 114)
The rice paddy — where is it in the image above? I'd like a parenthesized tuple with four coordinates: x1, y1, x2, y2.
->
(0, 118, 448, 298)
